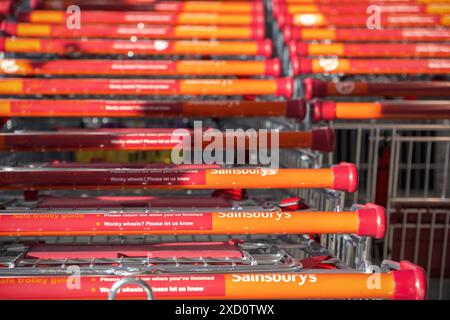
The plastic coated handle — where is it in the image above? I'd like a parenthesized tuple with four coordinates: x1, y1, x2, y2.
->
(312, 100, 450, 121)
(0, 128, 332, 151)
(0, 265, 426, 299)
(0, 38, 273, 57)
(294, 57, 450, 75)
(303, 77, 450, 99)
(0, 163, 358, 192)
(1, 22, 266, 40)
(0, 78, 293, 97)
(0, 58, 281, 77)
(21, 10, 264, 25)
(284, 27, 450, 42)
(0, 99, 306, 119)
(0, 203, 384, 237)
(291, 41, 450, 58)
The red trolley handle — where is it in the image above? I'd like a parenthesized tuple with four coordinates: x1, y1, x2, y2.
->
(303, 78, 450, 99)
(0, 99, 307, 119)
(292, 57, 450, 75)
(0, 78, 293, 98)
(289, 41, 450, 58)
(20, 10, 265, 26)
(0, 162, 358, 192)
(0, 37, 273, 57)
(0, 58, 281, 77)
(1, 22, 266, 40)
(277, 12, 447, 27)
(311, 100, 450, 121)
(0, 260, 426, 299)
(282, 26, 450, 42)
(0, 202, 385, 238)
(0, 127, 335, 152)
(31, 0, 265, 13)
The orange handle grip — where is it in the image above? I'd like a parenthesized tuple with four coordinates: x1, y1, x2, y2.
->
(291, 42, 450, 58)
(0, 78, 293, 97)
(0, 261, 426, 299)
(294, 57, 450, 75)
(0, 99, 306, 119)
(0, 127, 333, 152)
(0, 203, 385, 237)
(34, 0, 264, 13)
(276, 0, 448, 3)
(0, 59, 280, 77)
(280, 13, 446, 27)
(0, 38, 273, 57)
(312, 100, 450, 121)
(282, 3, 430, 14)
(283, 26, 450, 42)
(303, 78, 450, 99)
(0, 162, 358, 192)
(282, 3, 450, 14)
(22, 10, 263, 25)
(2, 22, 265, 40)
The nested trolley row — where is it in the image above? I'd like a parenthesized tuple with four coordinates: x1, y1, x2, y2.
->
(0, 0, 433, 300)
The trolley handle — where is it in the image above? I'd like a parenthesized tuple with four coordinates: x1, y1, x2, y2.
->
(34, 1, 265, 14)
(0, 78, 293, 98)
(277, 12, 446, 27)
(311, 100, 450, 121)
(0, 204, 384, 237)
(19, 10, 265, 26)
(276, 3, 437, 15)
(289, 41, 450, 58)
(293, 57, 450, 75)
(0, 162, 358, 192)
(1, 22, 266, 40)
(0, 58, 281, 77)
(0, 266, 427, 299)
(0, 127, 334, 152)
(0, 37, 273, 57)
(283, 27, 450, 42)
(0, 99, 307, 119)
(303, 77, 450, 99)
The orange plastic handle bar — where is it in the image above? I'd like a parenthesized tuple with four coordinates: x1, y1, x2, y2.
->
(0, 99, 306, 119)
(303, 78, 450, 99)
(0, 127, 334, 152)
(0, 37, 273, 57)
(282, 4, 425, 14)
(0, 78, 293, 97)
(293, 57, 450, 75)
(279, 3, 450, 14)
(21, 10, 263, 25)
(290, 42, 450, 58)
(2, 22, 265, 40)
(280, 13, 448, 27)
(0, 99, 304, 118)
(0, 59, 280, 77)
(0, 203, 385, 238)
(275, 0, 449, 4)
(283, 26, 450, 42)
(312, 100, 450, 121)
(34, 0, 264, 13)
(0, 163, 358, 192)
(0, 261, 426, 299)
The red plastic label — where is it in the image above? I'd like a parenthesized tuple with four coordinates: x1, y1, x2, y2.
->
(0, 275, 225, 299)
(0, 212, 213, 233)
